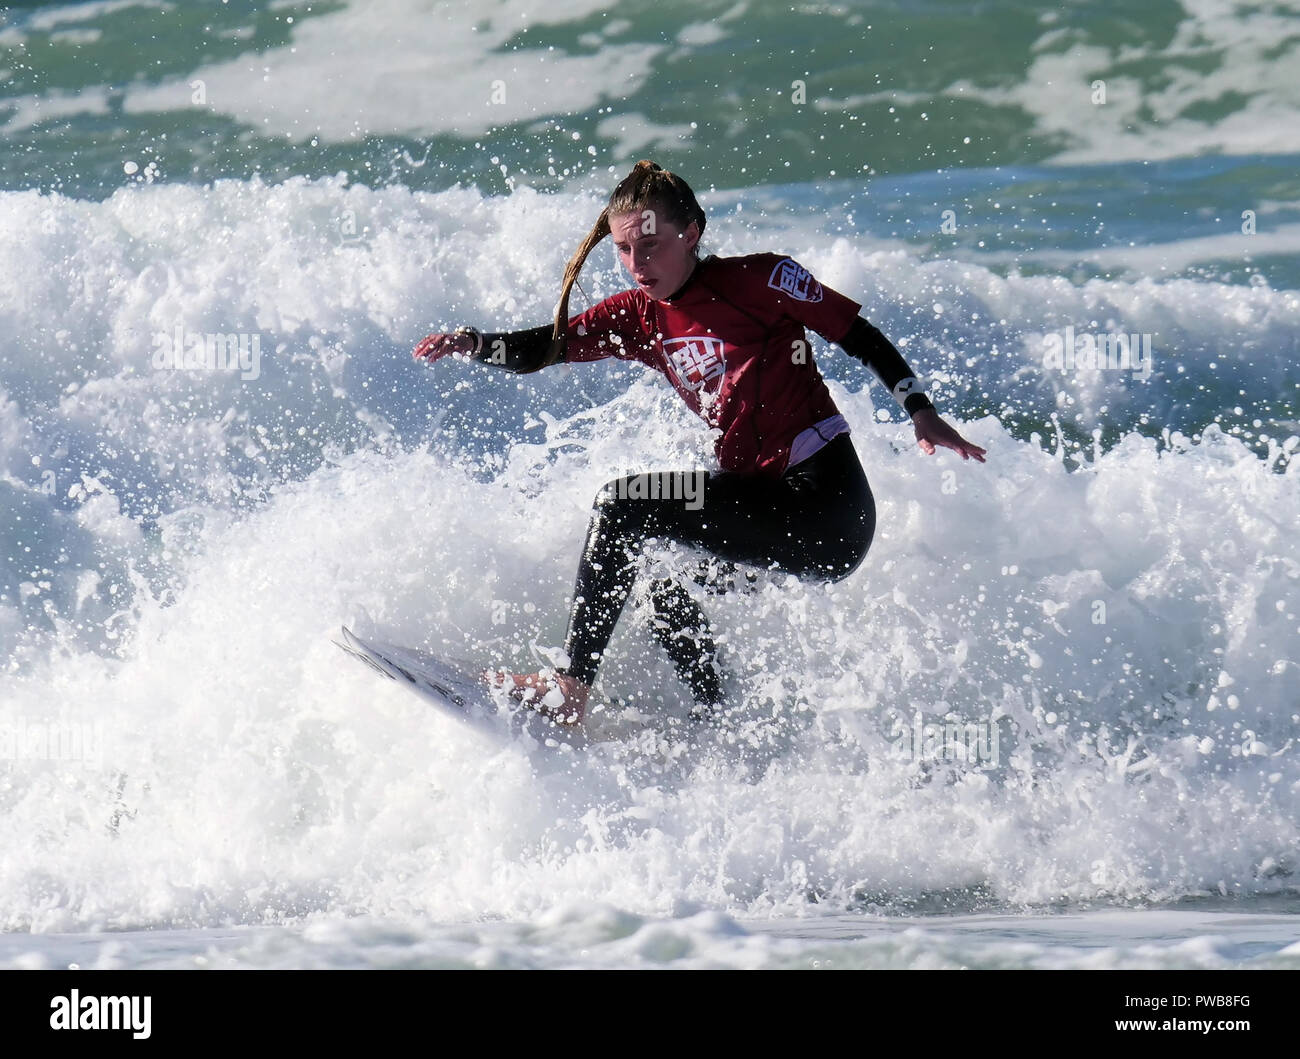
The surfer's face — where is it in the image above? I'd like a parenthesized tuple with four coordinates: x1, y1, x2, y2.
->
(611, 209, 699, 301)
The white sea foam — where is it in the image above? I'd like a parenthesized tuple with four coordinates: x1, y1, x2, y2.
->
(0, 176, 1297, 933)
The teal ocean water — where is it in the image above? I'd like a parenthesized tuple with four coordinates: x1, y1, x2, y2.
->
(1, 0, 1298, 968)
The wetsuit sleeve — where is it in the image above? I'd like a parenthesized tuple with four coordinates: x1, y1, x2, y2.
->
(469, 291, 648, 372)
(838, 317, 935, 417)
(469, 325, 555, 373)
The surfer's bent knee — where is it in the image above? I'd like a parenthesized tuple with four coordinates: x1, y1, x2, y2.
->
(830, 539, 870, 582)
(818, 502, 876, 583)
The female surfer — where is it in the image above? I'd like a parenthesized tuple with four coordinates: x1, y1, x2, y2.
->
(414, 160, 986, 724)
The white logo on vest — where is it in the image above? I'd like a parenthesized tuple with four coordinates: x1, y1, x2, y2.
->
(663, 335, 726, 392)
(767, 258, 824, 303)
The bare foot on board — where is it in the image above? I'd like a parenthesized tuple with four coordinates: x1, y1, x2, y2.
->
(482, 668, 591, 725)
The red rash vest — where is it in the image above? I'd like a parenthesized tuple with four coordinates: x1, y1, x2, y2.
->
(562, 253, 862, 478)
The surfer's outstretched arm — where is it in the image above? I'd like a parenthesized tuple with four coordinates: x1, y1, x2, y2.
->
(413, 325, 561, 373)
(837, 317, 987, 462)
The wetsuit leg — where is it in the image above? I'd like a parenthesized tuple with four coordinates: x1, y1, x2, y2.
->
(559, 433, 875, 708)
(645, 575, 726, 716)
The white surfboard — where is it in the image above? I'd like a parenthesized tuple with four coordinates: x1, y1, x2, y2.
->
(334, 627, 651, 748)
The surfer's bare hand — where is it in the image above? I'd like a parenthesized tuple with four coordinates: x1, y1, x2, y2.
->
(482, 668, 591, 725)
(912, 408, 987, 462)
(413, 329, 477, 364)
